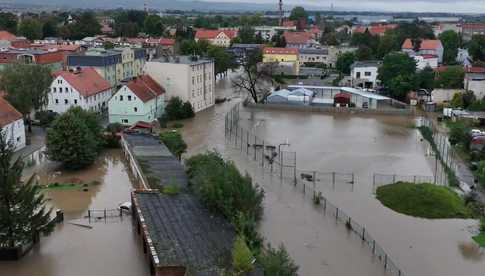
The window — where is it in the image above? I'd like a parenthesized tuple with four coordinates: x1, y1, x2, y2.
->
(120, 95, 123, 101)
(364, 72, 371, 77)
(74, 99, 78, 104)
(134, 107, 138, 112)
(122, 119, 128, 123)
(55, 99, 59, 104)
(64, 99, 69, 104)
(16, 137, 20, 142)
(128, 95, 132, 101)
(356, 72, 361, 78)
(53, 87, 56, 92)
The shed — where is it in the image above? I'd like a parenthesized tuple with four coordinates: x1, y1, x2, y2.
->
(334, 92, 351, 106)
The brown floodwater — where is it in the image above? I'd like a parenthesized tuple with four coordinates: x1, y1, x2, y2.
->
(0, 150, 149, 276)
(180, 70, 485, 276)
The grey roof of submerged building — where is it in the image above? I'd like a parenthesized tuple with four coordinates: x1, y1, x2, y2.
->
(134, 191, 235, 275)
(126, 132, 236, 275)
(123, 133, 188, 190)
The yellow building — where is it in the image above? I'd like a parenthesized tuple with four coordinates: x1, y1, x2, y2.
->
(262, 47, 300, 75)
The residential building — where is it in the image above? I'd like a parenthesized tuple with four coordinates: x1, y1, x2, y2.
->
(227, 44, 263, 60)
(283, 31, 314, 48)
(47, 68, 113, 114)
(0, 97, 25, 151)
(262, 47, 300, 75)
(0, 30, 30, 49)
(109, 75, 164, 125)
(194, 29, 237, 47)
(254, 25, 296, 40)
(0, 48, 64, 72)
(414, 54, 439, 70)
(327, 46, 358, 68)
(432, 22, 462, 37)
(144, 56, 215, 113)
(350, 61, 382, 89)
(402, 39, 444, 63)
(352, 24, 398, 36)
(67, 48, 145, 86)
(299, 48, 329, 65)
(462, 23, 485, 42)
(465, 66, 485, 99)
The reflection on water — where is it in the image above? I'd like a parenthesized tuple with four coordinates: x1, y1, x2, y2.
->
(0, 149, 149, 276)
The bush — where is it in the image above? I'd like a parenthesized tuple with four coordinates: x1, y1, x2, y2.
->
(448, 121, 471, 147)
(165, 97, 195, 120)
(104, 123, 123, 148)
(160, 131, 187, 159)
(258, 244, 299, 276)
(158, 114, 168, 128)
(232, 236, 254, 274)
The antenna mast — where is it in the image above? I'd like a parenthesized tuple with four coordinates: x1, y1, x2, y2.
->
(279, 0, 283, 26)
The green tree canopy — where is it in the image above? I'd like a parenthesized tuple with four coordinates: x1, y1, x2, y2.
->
(17, 19, 43, 40)
(144, 14, 164, 36)
(0, 12, 18, 33)
(258, 244, 299, 276)
(435, 66, 464, 89)
(289, 7, 308, 21)
(0, 64, 52, 117)
(378, 52, 417, 99)
(59, 12, 101, 39)
(159, 130, 187, 160)
(335, 52, 356, 75)
(46, 107, 102, 169)
(439, 30, 460, 65)
(415, 66, 435, 91)
(0, 134, 54, 248)
(468, 35, 485, 62)
(207, 45, 236, 75)
(238, 25, 256, 44)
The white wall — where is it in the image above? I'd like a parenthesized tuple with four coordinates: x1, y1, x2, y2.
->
(351, 66, 379, 88)
(415, 56, 438, 70)
(1, 119, 25, 151)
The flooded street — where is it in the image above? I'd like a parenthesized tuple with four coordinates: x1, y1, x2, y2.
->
(181, 70, 485, 276)
(0, 150, 149, 276)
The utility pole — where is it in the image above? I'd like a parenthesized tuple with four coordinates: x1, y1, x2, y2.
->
(279, 0, 283, 26)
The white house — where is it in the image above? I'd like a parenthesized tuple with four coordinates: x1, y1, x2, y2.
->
(350, 61, 382, 89)
(47, 68, 113, 114)
(414, 55, 439, 70)
(0, 97, 25, 151)
(108, 75, 165, 125)
(144, 56, 215, 113)
(465, 67, 485, 100)
(194, 29, 237, 48)
(402, 39, 444, 64)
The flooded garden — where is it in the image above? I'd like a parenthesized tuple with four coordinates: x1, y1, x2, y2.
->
(0, 149, 149, 276)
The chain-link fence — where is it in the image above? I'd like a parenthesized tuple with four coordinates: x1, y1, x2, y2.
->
(372, 173, 435, 193)
(225, 104, 405, 276)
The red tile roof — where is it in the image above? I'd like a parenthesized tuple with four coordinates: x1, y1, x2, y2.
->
(126, 75, 165, 103)
(283, 31, 313, 44)
(195, 29, 237, 40)
(434, 66, 449, 73)
(263, 47, 299, 55)
(33, 44, 81, 52)
(354, 24, 397, 36)
(402, 39, 442, 50)
(419, 54, 438, 59)
(34, 51, 65, 65)
(0, 31, 17, 41)
(463, 23, 485, 31)
(465, 66, 485, 73)
(53, 68, 112, 97)
(0, 97, 22, 127)
(159, 38, 175, 46)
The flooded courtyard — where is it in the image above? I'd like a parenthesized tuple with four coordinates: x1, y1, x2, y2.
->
(0, 150, 149, 276)
(180, 71, 485, 276)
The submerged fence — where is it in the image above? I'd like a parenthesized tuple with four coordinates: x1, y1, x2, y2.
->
(225, 103, 405, 276)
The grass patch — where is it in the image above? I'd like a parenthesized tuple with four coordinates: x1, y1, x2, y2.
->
(160, 184, 180, 195)
(376, 182, 472, 219)
(472, 233, 485, 247)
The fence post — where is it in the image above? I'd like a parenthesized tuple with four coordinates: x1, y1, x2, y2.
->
(262, 140, 265, 168)
(414, 175, 417, 183)
(246, 131, 249, 155)
(372, 173, 376, 191)
(104, 209, 107, 220)
(254, 135, 257, 161)
(392, 174, 396, 183)
(351, 173, 355, 191)
(235, 126, 238, 147)
(293, 154, 297, 186)
(312, 171, 316, 198)
(240, 127, 243, 152)
(372, 240, 376, 254)
(362, 227, 365, 241)
(336, 207, 339, 221)
(332, 172, 336, 189)
(88, 210, 91, 220)
(384, 254, 388, 269)
(280, 151, 283, 180)
(323, 197, 327, 211)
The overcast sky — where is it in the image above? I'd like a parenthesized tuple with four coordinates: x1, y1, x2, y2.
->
(199, 0, 485, 13)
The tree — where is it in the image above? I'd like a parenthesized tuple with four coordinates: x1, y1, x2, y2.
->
(46, 107, 101, 169)
(439, 30, 460, 65)
(232, 236, 254, 274)
(0, 64, 52, 131)
(356, 45, 374, 61)
(0, 134, 54, 248)
(415, 66, 435, 91)
(435, 66, 464, 89)
(41, 19, 58, 38)
(0, 12, 18, 33)
(164, 97, 195, 120)
(207, 45, 235, 76)
(17, 19, 43, 40)
(159, 131, 187, 160)
(144, 14, 164, 36)
(232, 50, 274, 103)
(335, 52, 356, 75)
(103, 41, 114, 49)
(289, 7, 308, 22)
(59, 12, 101, 39)
(378, 52, 417, 99)
(271, 32, 286, 47)
(259, 244, 299, 276)
(377, 30, 401, 58)
(468, 35, 485, 62)
(238, 25, 256, 44)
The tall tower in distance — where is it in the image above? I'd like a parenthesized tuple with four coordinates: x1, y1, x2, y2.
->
(144, 0, 148, 12)
(279, 0, 283, 26)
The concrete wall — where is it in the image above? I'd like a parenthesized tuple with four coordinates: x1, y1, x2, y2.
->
(431, 89, 464, 104)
